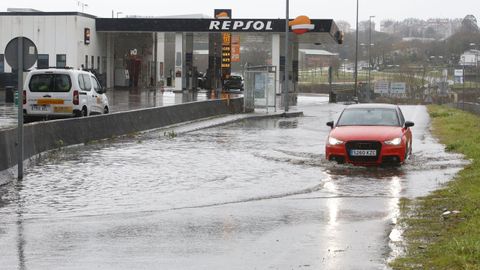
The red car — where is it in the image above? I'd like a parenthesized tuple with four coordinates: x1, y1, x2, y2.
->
(325, 104, 414, 166)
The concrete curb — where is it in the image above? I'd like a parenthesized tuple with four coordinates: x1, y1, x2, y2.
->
(162, 111, 304, 135)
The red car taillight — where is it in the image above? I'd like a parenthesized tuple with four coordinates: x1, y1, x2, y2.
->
(73, 90, 79, 105)
(23, 90, 26, 105)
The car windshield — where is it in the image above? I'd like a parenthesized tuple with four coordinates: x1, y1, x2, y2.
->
(29, 74, 72, 92)
(337, 108, 400, 126)
(227, 76, 242, 81)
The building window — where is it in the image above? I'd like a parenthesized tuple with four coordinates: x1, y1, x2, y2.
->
(91, 56, 94, 69)
(0, 54, 4, 73)
(97, 56, 101, 72)
(102, 57, 107, 74)
(37, 54, 49, 69)
(85, 55, 88, 70)
(56, 54, 66, 68)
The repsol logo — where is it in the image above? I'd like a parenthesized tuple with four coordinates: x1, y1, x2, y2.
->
(209, 20, 274, 31)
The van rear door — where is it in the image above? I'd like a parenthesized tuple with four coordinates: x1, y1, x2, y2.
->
(27, 72, 73, 115)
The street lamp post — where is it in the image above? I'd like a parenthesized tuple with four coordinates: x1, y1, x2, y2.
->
(368, 15, 375, 102)
(354, 0, 359, 100)
(470, 43, 479, 94)
(462, 55, 465, 109)
(284, 0, 290, 112)
(77, 1, 88, 13)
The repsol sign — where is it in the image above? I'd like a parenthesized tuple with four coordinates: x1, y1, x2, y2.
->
(209, 20, 274, 31)
(96, 18, 335, 34)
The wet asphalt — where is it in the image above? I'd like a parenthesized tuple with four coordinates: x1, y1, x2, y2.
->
(0, 95, 466, 270)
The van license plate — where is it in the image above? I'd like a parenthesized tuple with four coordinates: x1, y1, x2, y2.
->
(53, 106, 73, 113)
(350, 150, 377, 156)
(31, 105, 49, 112)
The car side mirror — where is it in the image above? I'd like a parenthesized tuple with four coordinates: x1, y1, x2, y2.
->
(100, 87, 107, 94)
(326, 121, 334, 129)
(404, 121, 414, 128)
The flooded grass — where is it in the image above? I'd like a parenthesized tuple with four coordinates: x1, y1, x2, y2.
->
(391, 105, 480, 269)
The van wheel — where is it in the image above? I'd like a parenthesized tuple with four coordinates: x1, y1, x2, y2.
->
(104, 106, 109, 114)
(81, 107, 88, 117)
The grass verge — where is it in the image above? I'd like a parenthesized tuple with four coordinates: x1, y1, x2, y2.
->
(391, 105, 480, 269)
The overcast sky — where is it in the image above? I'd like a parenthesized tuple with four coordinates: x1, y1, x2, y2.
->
(0, 0, 478, 28)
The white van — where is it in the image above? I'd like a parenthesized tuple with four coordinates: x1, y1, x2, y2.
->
(23, 68, 109, 121)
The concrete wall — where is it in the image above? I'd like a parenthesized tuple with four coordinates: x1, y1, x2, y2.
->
(0, 98, 243, 172)
(0, 14, 104, 71)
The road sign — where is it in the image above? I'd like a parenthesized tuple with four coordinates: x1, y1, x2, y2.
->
(374, 81, 389, 94)
(5, 37, 38, 70)
(390, 82, 406, 95)
(454, 69, 464, 84)
(4, 36, 38, 180)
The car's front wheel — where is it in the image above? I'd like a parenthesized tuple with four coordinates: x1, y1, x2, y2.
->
(404, 141, 412, 160)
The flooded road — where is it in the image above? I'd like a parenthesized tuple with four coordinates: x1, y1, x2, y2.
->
(0, 102, 17, 130)
(0, 95, 465, 269)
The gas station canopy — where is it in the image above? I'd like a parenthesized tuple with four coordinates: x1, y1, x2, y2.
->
(96, 18, 343, 44)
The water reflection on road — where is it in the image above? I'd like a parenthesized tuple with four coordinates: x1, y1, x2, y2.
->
(107, 89, 212, 112)
(0, 95, 466, 269)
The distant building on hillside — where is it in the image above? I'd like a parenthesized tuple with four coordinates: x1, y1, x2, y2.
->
(459, 50, 480, 66)
(299, 49, 339, 68)
(358, 21, 376, 32)
(380, 18, 462, 40)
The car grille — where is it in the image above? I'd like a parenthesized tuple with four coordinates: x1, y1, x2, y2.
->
(346, 141, 382, 162)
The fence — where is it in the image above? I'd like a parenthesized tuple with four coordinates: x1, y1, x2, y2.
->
(448, 102, 480, 115)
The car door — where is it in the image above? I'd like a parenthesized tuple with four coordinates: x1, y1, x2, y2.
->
(90, 75, 104, 113)
(79, 74, 96, 115)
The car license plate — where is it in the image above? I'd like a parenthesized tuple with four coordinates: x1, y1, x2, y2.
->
(350, 149, 377, 156)
(37, 99, 64, 105)
(53, 106, 73, 113)
(31, 104, 49, 112)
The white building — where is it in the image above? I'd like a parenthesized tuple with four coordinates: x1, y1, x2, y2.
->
(459, 49, 480, 66)
(0, 12, 105, 73)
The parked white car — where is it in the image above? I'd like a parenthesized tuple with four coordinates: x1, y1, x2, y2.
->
(23, 68, 109, 122)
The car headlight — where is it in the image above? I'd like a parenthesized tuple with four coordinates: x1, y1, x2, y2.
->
(385, 137, 402, 145)
(328, 136, 344, 145)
